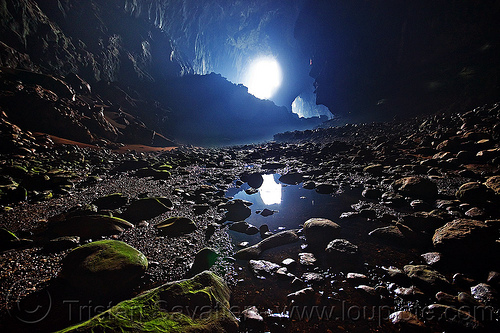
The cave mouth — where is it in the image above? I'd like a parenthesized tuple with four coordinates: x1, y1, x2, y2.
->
(242, 56, 283, 100)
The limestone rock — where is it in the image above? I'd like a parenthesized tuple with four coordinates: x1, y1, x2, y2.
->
(403, 265, 450, 290)
(47, 215, 133, 239)
(121, 197, 172, 223)
(325, 238, 359, 257)
(303, 218, 341, 248)
(59, 240, 148, 297)
(156, 216, 197, 237)
(456, 182, 492, 205)
(389, 311, 427, 331)
(432, 219, 494, 253)
(57, 271, 238, 332)
(234, 230, 299, 259)
(221, 199, 252, 222)
(393, 176, 438, 199)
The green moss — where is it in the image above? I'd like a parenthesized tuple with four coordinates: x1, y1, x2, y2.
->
(57, 271, 237, 333)
(74, 240, 148, 273)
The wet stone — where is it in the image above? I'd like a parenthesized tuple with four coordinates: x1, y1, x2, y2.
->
(471, 283, 497, 303)
(249, 259, 282, 278)
(456, 182, 492, 205)
(464, 207, 486, 218)
(301, 272, 324, 284)
(389, 311, 427, 331)
(303, 218, 341, 249)
(241, 306, 264, 327)
(346, 272, 368, 283)
(424, 304, 482, 331)
(325, 239, 359, 256)
(421, 252, 443, 266)
(435, 291, 459, 305)
(298, 252, 317, 266)
(403, 265, 450, 290)
(282, 258, 296, 267)
(393, 176, 438, 200)
(393, 286, 426, 300)
(355, 285, 377, 296)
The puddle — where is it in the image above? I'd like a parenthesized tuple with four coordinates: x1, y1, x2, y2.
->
(225, 174, 423, 332)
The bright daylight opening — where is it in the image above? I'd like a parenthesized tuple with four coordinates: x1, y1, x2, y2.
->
(244, 56, 283, 100)
(259, 174, 282, 205)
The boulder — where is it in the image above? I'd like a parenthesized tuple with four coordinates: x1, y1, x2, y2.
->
(389, 311, 427, 331)
(432, 218, 495, 254)
(187, 248, 219, 277)
(59, 240, 148, 297)
(403, 265, 450, 291)
(234, 230, 299, 259)
(156, 216, 197, 237)
(121, 197, 172, 223)
(484, 175, 500, 196)
(325, 238, 359, 257)
(220, 199, 252, 221)
(302, 218, 341, 248)
(456, 182, 492, 205)
(57, 271, 238, 332)
(47, 215, 133, 239)
(249, 260, 282, 277)
(93, 193, 129, 210)
(393, 176, 438, 200)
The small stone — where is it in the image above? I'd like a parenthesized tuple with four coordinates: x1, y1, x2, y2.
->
(393, 286, 426, 300)
(260, 208, 274, 217)
(282, 258, 296, 266)
(421, 252, 443, 266)
(287, 287, 316, 305)
(346, 272, 368, 283)
(487, 271, 500, 285)
(301, 272, 324, 283)
(471, 283, 497, 303)
(298, 252, 317, 266)
(355, 285, 377, 296)
(249, 260, 281, 277)
(389, 311, 427, 331)
(435, 291, 458, 304)
(325, 239, 359, 256)
(241, 306, 263, 325)
(464, 207, 486, 218)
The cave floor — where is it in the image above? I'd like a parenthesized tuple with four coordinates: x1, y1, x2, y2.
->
(1, 104, 500, 332)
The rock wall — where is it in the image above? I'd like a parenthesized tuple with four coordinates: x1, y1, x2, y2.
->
(295, 0, 500, 121)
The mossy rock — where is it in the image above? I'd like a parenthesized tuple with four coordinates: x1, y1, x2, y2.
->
(188, 248, 219, 277)
(156, 216, 197, 237)
(47, 215, 134, 239)
(0, 227, 20, 251)
(56, 271, 238, 333)
(121, 197, 173, 223)
(59, 240, 148, 297)
(93, 193, 129, 210)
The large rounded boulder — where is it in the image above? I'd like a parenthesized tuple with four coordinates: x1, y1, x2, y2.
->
(59, 240, 148, 297)
(303, 218, 341, 249)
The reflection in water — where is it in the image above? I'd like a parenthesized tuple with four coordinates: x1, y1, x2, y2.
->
(259, 174, 282, 205)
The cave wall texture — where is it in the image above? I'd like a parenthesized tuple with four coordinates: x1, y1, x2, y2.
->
(1, 0, 500, 145)
(295, 0, 500, 121)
